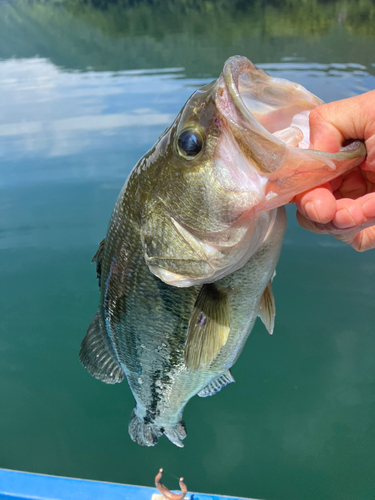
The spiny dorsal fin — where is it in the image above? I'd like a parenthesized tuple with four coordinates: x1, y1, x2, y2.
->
(79, 312, 125, 384)
(91, 238, 105, 287)
(198, 370, 235, 397)
(185, 284, 230, 370)
(259, 281, 276, 335)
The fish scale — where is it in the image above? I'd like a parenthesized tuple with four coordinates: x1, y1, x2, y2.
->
(79, 56, 365, 447)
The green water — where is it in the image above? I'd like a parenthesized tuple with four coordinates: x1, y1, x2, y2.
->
(1, 1, 375, 499)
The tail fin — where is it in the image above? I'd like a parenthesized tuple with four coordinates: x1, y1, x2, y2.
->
(128, 409, 186, 448)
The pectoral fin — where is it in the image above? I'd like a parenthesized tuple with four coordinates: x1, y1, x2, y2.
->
(79, 312, 125, 384)
(185, 284, 230, 370)
(258, 281, 276, 335)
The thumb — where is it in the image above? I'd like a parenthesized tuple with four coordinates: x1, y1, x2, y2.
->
(309, 102, 348, 153)
(309, 92, 375, 170)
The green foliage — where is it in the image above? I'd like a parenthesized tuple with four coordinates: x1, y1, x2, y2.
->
(1, 0, 375, 76)
(60, 0, 375, 39)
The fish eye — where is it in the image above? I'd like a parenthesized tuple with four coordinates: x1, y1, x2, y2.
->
(176, 128, 203, 159)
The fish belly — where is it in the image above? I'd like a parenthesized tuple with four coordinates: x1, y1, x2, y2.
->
(104, 206, 286, 447)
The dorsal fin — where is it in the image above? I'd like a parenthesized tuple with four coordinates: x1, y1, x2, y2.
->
(258, 281, 276, 335)
(79, 312, 125, 384)
(185, 284, 230, 370)
(91, 238, 105, 287)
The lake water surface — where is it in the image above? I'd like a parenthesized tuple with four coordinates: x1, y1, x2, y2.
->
(1, 2, 375, 499)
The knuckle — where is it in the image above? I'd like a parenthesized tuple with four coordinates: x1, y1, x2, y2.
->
(309, 106, 327, 125)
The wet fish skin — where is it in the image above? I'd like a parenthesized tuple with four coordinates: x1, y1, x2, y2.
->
(80, 56, 365, 447)
(86, 187, 285, 447)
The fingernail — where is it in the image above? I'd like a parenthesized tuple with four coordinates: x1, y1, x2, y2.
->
(304, 201, 318, 221)
(334, 208, 356, 229)
(362, 198, 375, 218)
(365, 157, 375, 170)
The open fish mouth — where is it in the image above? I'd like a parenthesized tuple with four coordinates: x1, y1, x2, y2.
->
(215, 55, 366, 208)
(215, 55, 322, 173)
(223, 56, 322, 149)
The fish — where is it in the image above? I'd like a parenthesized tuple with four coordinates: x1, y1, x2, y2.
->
(79, 56, 365, 447)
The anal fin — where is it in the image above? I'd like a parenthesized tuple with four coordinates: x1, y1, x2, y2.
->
(259, 280, 276, 335)
(198, 370, 235, 397)
(79, 311, 125, 384)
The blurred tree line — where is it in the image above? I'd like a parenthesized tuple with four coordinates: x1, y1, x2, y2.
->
(62, 0, 375, 37)
(1, 0, 374, 75)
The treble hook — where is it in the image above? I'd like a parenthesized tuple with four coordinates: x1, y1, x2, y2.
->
(155, 468, 187, 500)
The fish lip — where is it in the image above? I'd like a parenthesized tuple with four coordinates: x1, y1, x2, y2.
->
(215, 55, 326, 177)
(217, 55, 322, 145)
(222, 58, 260, 126)
(218, 56, 282, 144)
(214, 56, 285, 179)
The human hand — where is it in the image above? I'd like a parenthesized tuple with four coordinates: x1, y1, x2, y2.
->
(295, 90, 375, 251)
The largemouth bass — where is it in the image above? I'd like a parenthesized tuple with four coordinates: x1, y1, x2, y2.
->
(80, 56, 365, 447)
